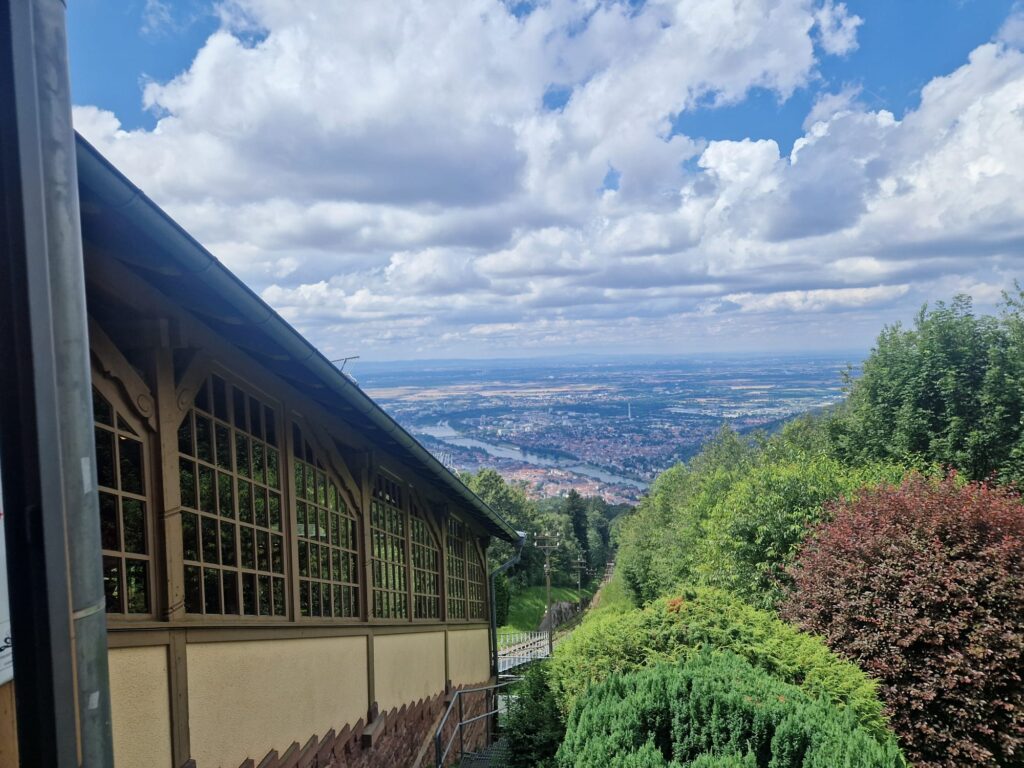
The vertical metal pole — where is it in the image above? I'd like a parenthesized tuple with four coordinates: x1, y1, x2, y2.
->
(544, 555, 553, 655)
(0, 0, 114, 765)
(458, 693, 464, 760)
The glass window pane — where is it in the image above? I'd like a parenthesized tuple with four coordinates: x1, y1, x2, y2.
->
(195, 415, 213, 464)
(182, 511, 199, 562)
(264, 406, 276, 447)
(194, 379, 210, 413)
(252, 442, 265, 485)
(201, 516, 219, 564)
(180, 459, 197, 509)
(122, 498, 146, 554)
(235, 434, 250, 478)
(268, 493, 281, 531)
(218, 472, 234, 518)
(116, 415, 137, 435)
(254, 490, 267, 528)
(198, 466, 215, 514)
(99, 491, 119, 551)
(242, 573, 257, 615)
(212, 375, 228, 422)
(220, 521, 236, 567)
(126, 560, 149, 613)
(178, 415, 194, 456)
(233, 386, 247, 430)
(215, 424, 232, 470)
(93, 389, 113, 426)
(240, 526, 255, 569)
(257, 531, 269, 572)
(238, 480, 252, 523)
(273, 577, 286, 616)
(249, 397, 263, 439)
(95, 428, 116, 489)
(257, 575, 270, 616)
(103, 556, 122, 613)
(204, 568, 222, 614)
(184, 565, 202, 613)
(223, 571, 239, 615)
(266, 448, 279, 489)
(271, 534, 284, 574)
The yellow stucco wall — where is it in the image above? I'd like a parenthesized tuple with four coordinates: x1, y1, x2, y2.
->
(187, 636, 368, 768)
(447, 627, 491, 686)
(109, 646, 173, 768)
(372, 631, 446, 711)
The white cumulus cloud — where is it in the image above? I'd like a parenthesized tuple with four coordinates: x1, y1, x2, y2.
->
(72, 0, 1024, 359)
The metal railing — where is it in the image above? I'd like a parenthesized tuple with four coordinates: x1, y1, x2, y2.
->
(496, 631, 549, 673)
(434, 678, 518, 768)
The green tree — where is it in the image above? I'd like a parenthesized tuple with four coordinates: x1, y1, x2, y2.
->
(829, 291, 1024, 484)
(565, 489, 589, 568)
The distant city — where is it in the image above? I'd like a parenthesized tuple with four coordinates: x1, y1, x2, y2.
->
(357, 355, 858, 504)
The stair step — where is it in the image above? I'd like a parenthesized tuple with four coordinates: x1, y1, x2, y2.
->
(457, 737, 510, 767)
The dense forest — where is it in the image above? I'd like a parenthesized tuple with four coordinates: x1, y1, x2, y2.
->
(503, 292, 1024, 768)
(460, 470, 625, 627)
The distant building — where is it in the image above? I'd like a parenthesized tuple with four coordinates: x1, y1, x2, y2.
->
(13, 135, 518, 768)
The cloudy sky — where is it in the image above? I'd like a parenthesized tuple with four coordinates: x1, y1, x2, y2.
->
(70, 0, 1024, 361)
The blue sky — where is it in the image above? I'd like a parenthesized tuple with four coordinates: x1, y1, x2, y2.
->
(71, 1, 1016, 148)
(68, 1, 1024, 359)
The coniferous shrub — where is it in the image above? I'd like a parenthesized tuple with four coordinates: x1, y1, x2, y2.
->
(557, 651, 906, 767)
(548, 586, 889, 741)
(502, 661, 564, 768)
(783, 475, 1024, 768)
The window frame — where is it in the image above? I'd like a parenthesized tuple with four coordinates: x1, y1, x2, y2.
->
(467, 540, 488, 622)
(409, 493, 443, 622)
(176, 368, 291, 622)
(91, 373, 161, 623)
(290, 420, 364, 623)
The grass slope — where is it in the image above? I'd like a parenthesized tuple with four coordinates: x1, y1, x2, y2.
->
(499, 585, 595, 634)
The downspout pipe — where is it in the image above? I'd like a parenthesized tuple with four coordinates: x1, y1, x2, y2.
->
(1, 1, 114, 765)
(490, 531, 527, 678)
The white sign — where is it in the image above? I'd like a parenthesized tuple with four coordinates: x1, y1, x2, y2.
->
(0, 470, 11, 686)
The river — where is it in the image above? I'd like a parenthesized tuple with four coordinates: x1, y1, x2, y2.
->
(416, 423, 649, 490)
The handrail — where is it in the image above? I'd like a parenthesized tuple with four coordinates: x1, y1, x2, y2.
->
(434, 678, 518, 768)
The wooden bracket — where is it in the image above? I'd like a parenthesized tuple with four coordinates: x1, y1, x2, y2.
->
(89, 317, 157, 432)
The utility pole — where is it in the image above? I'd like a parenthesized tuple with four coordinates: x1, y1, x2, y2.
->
(534, 531, 560, 655)
(574, 554, 587, 592)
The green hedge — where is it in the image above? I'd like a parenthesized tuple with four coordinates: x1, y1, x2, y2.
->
(558, 651, 906, 767)
(548, 586, 890, 742)
(502, 662, 564, 768)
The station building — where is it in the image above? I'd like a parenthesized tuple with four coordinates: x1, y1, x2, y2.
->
(17, 135, 517, 768)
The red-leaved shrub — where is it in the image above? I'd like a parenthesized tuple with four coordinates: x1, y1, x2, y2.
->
(782, 474, 1024, 768)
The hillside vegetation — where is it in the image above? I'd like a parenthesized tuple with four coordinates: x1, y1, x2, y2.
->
(505, 291, 1024, 768)
(498, 585, 594, 634)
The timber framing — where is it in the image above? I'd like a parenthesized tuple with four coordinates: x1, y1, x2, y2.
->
(74, 132, 511, 767)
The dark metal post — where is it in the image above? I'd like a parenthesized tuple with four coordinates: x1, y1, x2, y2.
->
(458, 692, 465, 759)
(0, 0, 114, 765)
(535, 531, 559, 655)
